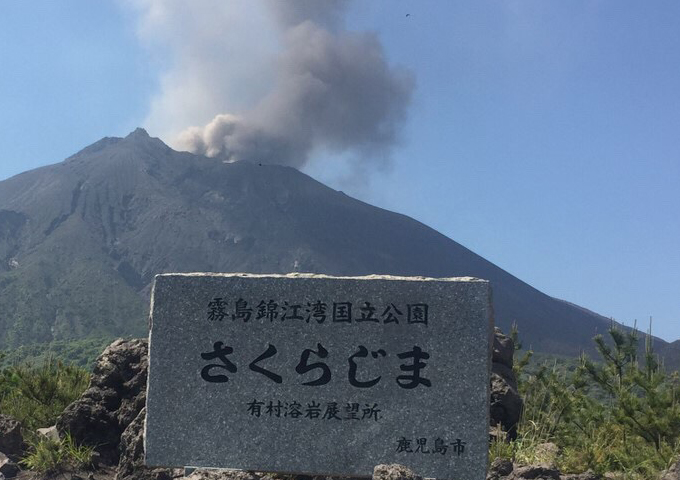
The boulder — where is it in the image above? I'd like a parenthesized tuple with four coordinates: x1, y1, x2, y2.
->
(36, 426, 60, 442)
(184, 471, 265, 480)
(372, 464, 423, 480)
(57, 338, 149, 466)
(0, 452, 19, 479)
(116, 408, 179, 480)
(561, 471, 601, 480)
(487, 458, 513, 480)
(510, 464, 560, 480)
(0, 415, 23, 459)
(490, 329, 523, 440)
(493, 328, 515, 369)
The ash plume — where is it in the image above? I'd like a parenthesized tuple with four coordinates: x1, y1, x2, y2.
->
(129, 0, 414, 170)
(265, 0, 351, 30)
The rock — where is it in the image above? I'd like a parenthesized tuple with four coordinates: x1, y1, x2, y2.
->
(660, 459, 680, 480)
(0, 415, 23, 459)
(90, 451, 102, 469)
(561, 471, 601, 480)
(185, 471, 262, 480)
(57, 338, 149, 466)
(372, 464, 423, 480)
(490, 330, 523, 440)
(36, 426, 60, 442)
(116, 408, 179, 480)
(0, 452, 19, 478)
(115, 408, 144, 480)
(147, 274, 490, 480)
(493, 327, 515, 368)
(510, 464, 560, 480)
(487, 457, 513, 479)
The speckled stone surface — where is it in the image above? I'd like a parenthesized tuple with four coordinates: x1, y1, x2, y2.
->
(144, 273, 492, 480)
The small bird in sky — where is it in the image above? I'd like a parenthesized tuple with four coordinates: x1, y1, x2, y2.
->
(406, 13, 411, 17)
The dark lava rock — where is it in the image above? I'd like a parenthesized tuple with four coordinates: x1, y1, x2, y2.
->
(116, 408, 179, 480)
(0, 452, 19, 478)
(0, 415, 23, 459)
(372, 464, 422, 480)
(561, 471, 601, 480)
(487, 458, 514, 479)
(57, 338, 149, 466)
(184, 471, 274, 480)
(187, 473, 242, 480)
(493, 330, 515, 369)
(490, 329, 523, 440)
(510, 464, 561, 480)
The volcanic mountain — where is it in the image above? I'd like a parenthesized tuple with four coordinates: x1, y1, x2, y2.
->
(0, 129, 675, 364)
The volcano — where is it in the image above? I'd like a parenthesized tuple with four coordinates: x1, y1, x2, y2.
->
(0, 129, 675, 365)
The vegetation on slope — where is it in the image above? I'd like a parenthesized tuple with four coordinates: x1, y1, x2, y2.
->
(0, 336, 115, 370)
(493, 327, 680, 479)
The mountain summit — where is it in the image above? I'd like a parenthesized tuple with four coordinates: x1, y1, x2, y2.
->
(0, 130, 675, 364)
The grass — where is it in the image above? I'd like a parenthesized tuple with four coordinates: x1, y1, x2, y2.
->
(1, 355, 94, 473)
(21, 433, 95, 473)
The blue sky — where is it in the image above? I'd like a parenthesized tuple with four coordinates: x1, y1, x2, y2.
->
(1, 1, 678, 341)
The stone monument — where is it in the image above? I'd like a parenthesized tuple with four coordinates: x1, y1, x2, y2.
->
(145, 273, 492, 480)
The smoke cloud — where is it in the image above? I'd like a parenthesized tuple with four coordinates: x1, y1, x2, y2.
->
(266, 0, 351, 30)
(128, 0, 414, 170)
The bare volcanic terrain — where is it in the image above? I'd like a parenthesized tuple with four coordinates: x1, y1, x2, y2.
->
(0, 129, 675, 364)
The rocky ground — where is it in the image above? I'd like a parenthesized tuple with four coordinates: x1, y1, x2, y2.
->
(1, 330, 676, 480)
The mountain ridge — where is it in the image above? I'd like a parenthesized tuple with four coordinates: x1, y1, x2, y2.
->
(0, 130, 676, 367)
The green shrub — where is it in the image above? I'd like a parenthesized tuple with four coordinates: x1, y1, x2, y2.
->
(490, 326, 680, 479)
(0, 357, 89, 433)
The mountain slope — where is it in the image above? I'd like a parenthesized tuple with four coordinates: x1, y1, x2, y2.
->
(0, 129, 675, 364)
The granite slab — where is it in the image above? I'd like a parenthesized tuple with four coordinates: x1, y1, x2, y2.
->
(144, 273, 492, 480)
